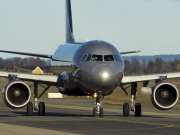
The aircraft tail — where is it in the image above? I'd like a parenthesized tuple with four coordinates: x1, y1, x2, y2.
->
(65, 0, 75, 43)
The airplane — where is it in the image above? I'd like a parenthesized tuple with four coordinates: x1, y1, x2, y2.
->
(0, 0, 179, 117)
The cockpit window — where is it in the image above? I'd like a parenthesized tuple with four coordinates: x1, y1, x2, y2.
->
(81, 54, 121, 62)
(104, 55, 114, 61)
(80, 54, 88, 63)
(91, 55, 103, 61)
(85, 55, 91, 62)
(114, 55, 121, 62)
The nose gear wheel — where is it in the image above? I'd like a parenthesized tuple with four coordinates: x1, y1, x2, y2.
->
(92, 91, 103, 117)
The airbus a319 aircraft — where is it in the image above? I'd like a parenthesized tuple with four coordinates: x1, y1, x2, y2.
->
(0, 0, 180, 117)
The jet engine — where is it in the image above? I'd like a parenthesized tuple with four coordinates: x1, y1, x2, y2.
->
(2, 80, 31, 109)
(150, 81, 179, 110)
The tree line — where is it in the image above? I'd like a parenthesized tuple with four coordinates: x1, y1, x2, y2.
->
(0, 57, 180, 75)
(0, 57, 50, 72)
(124, 58, 180, 75)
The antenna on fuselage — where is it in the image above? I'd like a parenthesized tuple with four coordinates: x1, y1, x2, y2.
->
(65, 0, 75, 43)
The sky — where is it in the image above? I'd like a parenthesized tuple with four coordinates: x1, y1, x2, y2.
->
(0, 0, 180, 58)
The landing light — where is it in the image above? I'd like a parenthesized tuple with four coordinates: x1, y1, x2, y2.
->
(94, 93, 97, 98)
(102, 72, 109, 79)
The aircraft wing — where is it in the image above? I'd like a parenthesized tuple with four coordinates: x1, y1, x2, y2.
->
(0, 71, 61, 86)
(0, 50, 71, 62)
(0, 50, 52, 59)
(121, 72, 180, 84)
(120, 50, 140, 55)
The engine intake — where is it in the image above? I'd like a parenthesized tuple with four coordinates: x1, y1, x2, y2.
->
(2, 80, 31, 109)
(150, 81, 179, 110)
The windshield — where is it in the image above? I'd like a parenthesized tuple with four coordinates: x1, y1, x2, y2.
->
(91, 55, 103, 61)
(80, 54, 88, 62)
(104, 55, 114, 61)
(81, 54, 120, 62)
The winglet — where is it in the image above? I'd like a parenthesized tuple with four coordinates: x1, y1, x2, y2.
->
(65, 0, 75, 43)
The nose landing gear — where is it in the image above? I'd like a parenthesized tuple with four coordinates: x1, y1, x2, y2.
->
(93, 91, 103, 117)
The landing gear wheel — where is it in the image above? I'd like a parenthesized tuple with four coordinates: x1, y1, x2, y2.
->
(100, 108, 103, 118)
(93, 108, 97, 117)
(39, 102, 45, 116)
(27, 102, 33, 116)
(123, 103, 129, 117)
(135, 103, 141, 117)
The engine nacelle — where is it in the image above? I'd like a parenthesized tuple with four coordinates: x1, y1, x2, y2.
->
(2, 80, 31, 109)
(150, 81, 179, 110)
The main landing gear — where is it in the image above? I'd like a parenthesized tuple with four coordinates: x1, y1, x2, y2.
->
(93, 91, 103, 118)
(121, 83, 141, 117)
(27, 83, 50, 116)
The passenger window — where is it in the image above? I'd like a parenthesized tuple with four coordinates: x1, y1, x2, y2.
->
(104, 55, 114, 61)
(80, 55, 88, 63)
(91, 55, 103, 61)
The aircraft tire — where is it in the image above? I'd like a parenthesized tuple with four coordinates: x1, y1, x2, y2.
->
(100, 108, 103, 118)
(39, 102, 45, 116)
(93, 108, 97, 117)
(123, 103, 129, 117)
(27, 102, 33, 116)
(135, 103, 141, 117)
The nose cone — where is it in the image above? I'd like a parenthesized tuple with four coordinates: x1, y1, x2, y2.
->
(92, 65, 114, 81)
(76, 62, 123, 96)
(90, 65, 120, 94)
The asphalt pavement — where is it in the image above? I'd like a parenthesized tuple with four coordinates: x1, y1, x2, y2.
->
(0, 98, 180, 135)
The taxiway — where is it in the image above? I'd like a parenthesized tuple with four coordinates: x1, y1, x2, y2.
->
(0, 98, 180, 135)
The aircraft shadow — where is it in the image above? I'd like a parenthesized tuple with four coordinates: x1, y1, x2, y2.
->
(5, 111, 93, 117)
(0, 111, 166, 119)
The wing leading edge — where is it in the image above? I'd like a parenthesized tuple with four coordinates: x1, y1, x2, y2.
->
(0, 50, 52, 59)
(0, 50, 72, 62)
(0, 71, 61, 86)
(120, 50, 140, 55)
(121, 72, 180, 84)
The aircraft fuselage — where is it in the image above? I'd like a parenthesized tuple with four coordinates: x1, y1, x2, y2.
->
(51, 40, 124, 96)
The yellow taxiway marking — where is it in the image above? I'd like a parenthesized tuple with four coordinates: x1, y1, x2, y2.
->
(68, 117, 180, 133)
(0, 104, 179, 134)
(45, 103, 180, 132)
(46, 104, 180, 118)
(72, 126, 173, 133)
(95, 117, 180, 128)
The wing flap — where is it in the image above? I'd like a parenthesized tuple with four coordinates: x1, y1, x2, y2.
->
(122, 72, 180, 84)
